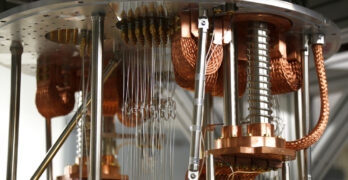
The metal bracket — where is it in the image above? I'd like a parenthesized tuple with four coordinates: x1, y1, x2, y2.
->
(188, 170, 199, 180)
(311, 34, 325, 45)
(198, 18, 209, 32)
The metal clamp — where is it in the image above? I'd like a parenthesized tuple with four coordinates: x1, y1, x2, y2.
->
(311, 34, 325, 45)
(198, 18, 209, 31)
(188, 170, 199, 180)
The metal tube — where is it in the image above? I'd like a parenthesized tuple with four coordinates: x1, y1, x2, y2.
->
(295, 35, 311, 180)
(6, 41, 23, 180)
(282, 162, 290, 180)
(89, 13, 104, 180)
(188, 9, 209, 180)
(294, 90, 304, 180)
(45, 118, 53, 180)
(204, 94, 215, 180)
(223, 14, 238, 126)
(302, 35, 311, 180)
(30, 59, 120, 180)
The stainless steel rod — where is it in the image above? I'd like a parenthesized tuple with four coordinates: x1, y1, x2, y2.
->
(204, 94, 215, 180)
(302, 35, 311, 180)
(30, 59, 120, 180)
(188, 9, 209, 180)
(223, 14, 238, 127)
(294, 35, 311, 180)
(6, 41, 23, 180)
(89, 13, 104, 180)
(45, 118, 53, 180)
(282, 162, 290, 180)
(294, 90, 305, 180)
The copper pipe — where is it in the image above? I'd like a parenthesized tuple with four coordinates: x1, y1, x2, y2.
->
(286, 44, 329, 150)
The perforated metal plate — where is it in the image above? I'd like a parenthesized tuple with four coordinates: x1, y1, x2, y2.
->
(0, 0, 341, 75)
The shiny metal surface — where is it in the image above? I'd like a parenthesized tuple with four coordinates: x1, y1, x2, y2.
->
(294, 34, 311, 180)
(89, 13, 104, 180)
(0, 0, 341, 75)
(203, 94, 215, 180)
(45, 118, 53, 180)
(223, 13, 238, 126)
(30, 59, 120, 180)
(6, 41, 22, 180)
(282, 162, 290, 180)
(302, 35, 311, 180)
(247, 21, 272, 124)
(188, 9, 208, 180)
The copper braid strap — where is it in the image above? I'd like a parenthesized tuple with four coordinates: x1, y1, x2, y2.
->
(286, 44, 329, 150)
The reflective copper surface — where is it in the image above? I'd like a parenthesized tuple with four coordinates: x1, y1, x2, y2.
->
(286, 44, 330, 150)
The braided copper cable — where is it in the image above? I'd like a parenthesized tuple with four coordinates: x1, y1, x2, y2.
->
(171, 32, 220, 92)
(270, 57, 302, 94)
(286, 44, 329, 150)
(211, 60, 247, 97)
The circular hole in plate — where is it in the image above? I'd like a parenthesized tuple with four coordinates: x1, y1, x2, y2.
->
(0, 20, 6, 23)
(0, 36, 3, 38)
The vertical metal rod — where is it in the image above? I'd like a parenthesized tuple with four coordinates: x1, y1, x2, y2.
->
(89, 13, 105, 180)
(294, 90, 304, 179)
(45, 118, 53, 180)
(282, 162, 290, 180)
(188, 9, 209, 180)
(294, 35, 310, 180)
(223, 12, 238, 127)
(6, 41, 23, 180)
(302, 35, 311, 180)
(204, 94, 215, 180)
(30, 60, 119, 180)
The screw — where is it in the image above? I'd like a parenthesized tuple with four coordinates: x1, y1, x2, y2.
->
(190, 173, 196, 179)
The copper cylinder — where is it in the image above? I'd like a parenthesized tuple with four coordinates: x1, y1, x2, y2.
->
(35, 53, 75, 119)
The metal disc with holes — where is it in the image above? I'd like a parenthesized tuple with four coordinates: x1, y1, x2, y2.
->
(0, 0, 341, 75)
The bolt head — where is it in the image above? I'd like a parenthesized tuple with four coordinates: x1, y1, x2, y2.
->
(190, 173, 196, 179)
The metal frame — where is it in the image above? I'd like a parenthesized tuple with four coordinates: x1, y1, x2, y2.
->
(30, 58, 120, 180)
(0, 0, 341, 180)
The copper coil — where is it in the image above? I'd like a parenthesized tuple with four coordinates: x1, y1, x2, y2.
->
(35, 54, 75, 119)
(103, 72, 120, 116)
(171, 32, 222, 92)
(211, 60, 248, 97)
(286, 44, 329, 150)
(270, 57, 302, 94)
